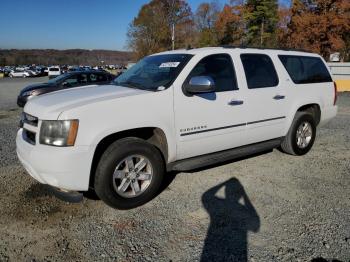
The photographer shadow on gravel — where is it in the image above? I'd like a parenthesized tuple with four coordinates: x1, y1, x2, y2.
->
(201, 178, 260, 262)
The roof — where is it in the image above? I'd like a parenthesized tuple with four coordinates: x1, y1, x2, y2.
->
(154, 46, 318, 57)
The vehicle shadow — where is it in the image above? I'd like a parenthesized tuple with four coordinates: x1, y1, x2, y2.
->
(201, 177, 260, 262)
(311, 257, 344, 262)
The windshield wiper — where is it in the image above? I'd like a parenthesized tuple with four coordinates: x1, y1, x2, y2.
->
(116, 81, 155, 91)
(115, 81, 137, 88)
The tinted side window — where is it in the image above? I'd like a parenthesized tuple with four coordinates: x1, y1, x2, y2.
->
(241, 54, 279, 89)
(90, 73, 108, 83)
(97, 74, 108, 82)
(278, 55, 332, 84)
(188, 54, 238, 91)
(63, 75, 78, 86)
(77, 73, 88, 84)
(90, 73, 98, 82)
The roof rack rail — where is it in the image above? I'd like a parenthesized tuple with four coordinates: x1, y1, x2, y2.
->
(220, 45, 310, 53)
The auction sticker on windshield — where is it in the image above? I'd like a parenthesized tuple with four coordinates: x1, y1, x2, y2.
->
(159, 62, 180, 68)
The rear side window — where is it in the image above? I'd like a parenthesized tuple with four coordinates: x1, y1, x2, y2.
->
(240, 54, 279, 89)
(278, 55, 332, 84)
(188, 54, 238, 92)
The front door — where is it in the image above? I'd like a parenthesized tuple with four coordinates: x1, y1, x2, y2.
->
(174, 53, 248, 160)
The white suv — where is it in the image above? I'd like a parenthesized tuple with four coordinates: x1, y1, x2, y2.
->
(48, 66, 61, 79)
(16, 47, 338, 209)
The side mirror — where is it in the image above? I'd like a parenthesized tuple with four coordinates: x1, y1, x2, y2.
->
(62, 82, 69, 87)
(185, 76, 215, 94)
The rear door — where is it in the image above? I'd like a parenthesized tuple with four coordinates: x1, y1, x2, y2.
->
(239, 53, 290, 144)
(89, 73, 110, 85)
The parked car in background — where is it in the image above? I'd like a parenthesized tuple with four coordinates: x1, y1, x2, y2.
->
(15, 66, 26, 71)
(17, 70, 115, 107)
(9, 70, 33, 78)
(38, 67, 48, 76)
(48, 66, 61, 79)
(2, 68, 12, 77)
(60, 65, 69, 74)
(26, 67, 40, 77)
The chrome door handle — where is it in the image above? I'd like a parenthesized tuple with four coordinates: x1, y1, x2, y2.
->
(273, 95, 285, 100)
(228, 100, 244, 106)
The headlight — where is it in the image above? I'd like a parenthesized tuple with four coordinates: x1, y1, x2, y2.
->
(22, 91, 33, 97)
(39, 120, 79, 147)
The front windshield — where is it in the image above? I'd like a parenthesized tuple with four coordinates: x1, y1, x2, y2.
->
(113, 54, 193, 91)
(47, 73, 68, 84)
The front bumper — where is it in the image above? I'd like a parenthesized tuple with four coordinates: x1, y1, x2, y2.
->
(16, 128, 93, 191)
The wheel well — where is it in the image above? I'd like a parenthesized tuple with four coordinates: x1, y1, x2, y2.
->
(297, 104, 321, 125)
(89, 127, 168, 189)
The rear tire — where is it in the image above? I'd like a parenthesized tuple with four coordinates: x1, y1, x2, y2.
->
(94, 137, 165, 209)
(281, 112, 316, 156)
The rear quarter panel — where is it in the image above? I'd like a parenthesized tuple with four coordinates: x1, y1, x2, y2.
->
(275, 53, 335, 135)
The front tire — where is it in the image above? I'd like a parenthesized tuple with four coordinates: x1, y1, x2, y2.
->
(281, 112, 316, 156)
(94, 137, 165, 209)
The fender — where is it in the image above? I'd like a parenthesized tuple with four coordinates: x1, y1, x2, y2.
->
(284, 97, 323, 135)
(90, 123, 176, 163)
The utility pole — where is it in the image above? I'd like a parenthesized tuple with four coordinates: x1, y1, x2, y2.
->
(172, 23, 175, 50)
(260, 17, 264, 47)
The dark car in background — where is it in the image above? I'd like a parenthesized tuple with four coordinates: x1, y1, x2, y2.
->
(17, 70, 115, 107)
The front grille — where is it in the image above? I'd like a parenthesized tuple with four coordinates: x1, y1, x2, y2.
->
(23, 129, 36, 145)
(20, 112, 38, 127)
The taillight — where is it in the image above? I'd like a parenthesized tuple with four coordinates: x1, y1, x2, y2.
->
(333, 82, 338, 105)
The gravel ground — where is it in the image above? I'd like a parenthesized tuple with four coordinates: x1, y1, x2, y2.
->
(0, 77, 47, 111)
(0, 78, 349, 262)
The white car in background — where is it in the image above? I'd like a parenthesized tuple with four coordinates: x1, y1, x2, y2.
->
(9, 70, 32, 78)
(48, 66, 61, 79)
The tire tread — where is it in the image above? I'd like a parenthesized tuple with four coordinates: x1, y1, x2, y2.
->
(281, 111, 316, 156)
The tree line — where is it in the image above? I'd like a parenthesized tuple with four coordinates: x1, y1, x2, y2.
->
(127, 0, 350, 61)
(0, 49, 133, 66)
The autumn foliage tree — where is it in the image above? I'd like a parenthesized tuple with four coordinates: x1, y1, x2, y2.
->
(127, 0, 349, 60)
(127, 0, 193, 59)
(195, 1, 220, 47)
(215, 1, 245, 45)
(276, 6, 291, 45)
(284, 0, 350, 59)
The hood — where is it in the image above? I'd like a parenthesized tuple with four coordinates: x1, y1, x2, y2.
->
(24, 84, 150, 119)
(21, 83, 54, 94)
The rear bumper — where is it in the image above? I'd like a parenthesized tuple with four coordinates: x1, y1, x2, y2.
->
(320, 105, 338, 127)
(16, 129, 93, 191)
